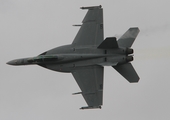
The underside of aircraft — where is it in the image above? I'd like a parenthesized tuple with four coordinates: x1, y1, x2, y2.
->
(7, 5, 140, 109)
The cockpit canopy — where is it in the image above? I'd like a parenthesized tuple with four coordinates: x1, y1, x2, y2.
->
(27, 55, 58, 63)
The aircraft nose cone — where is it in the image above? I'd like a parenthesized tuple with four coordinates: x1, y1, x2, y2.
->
(6, 60, 17, 65)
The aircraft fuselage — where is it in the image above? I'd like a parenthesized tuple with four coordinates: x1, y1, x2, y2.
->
(7, 44, 133, 72)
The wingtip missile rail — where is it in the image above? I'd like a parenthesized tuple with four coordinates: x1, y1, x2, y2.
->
(80, 5, 102, 10)
(80, 106, 101, 110)
(72, 92, 82, 95)
(72, 24, 82, 27)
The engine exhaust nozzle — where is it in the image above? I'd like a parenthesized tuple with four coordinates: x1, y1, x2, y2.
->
(126, 48, 134, 55)
(126, 56, 133, 62)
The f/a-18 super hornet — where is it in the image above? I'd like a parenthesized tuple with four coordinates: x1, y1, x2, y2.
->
(7, 5, 140, 109)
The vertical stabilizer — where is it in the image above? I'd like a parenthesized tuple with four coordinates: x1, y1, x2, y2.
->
(97, 37, 118, 49)
(118, 27, 140, 47)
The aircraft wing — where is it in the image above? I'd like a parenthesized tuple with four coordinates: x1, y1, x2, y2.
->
(72, 6, 103, 47)
(71, 65, 104, 109)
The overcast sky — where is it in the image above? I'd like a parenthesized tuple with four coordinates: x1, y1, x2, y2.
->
(1, 0, 170, 120)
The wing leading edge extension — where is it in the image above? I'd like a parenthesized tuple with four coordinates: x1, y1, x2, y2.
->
(71, 65, 104, 109)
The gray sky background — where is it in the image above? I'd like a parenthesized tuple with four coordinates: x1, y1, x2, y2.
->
(1, 0, 170, 120)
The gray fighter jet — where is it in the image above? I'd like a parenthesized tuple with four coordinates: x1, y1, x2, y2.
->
(7, 5, 140, 109)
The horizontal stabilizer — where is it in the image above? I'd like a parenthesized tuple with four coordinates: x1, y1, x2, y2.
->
(113, 63, 139, 83)
(98, 37, 118, 49)
(118, 27, 140, 47)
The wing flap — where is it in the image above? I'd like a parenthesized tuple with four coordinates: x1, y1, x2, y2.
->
(71, 65, 104, 107)
(72, 7, 103, 47)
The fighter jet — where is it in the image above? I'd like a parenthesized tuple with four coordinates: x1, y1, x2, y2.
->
(7, 5, 140, 109)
